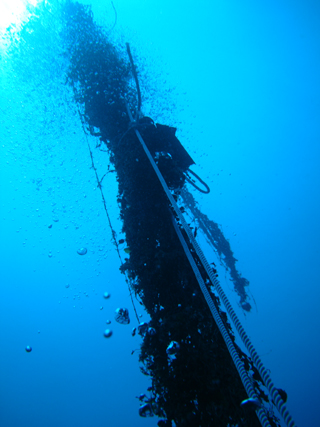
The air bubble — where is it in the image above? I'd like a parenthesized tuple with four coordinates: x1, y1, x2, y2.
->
(77, 248, 87, 255)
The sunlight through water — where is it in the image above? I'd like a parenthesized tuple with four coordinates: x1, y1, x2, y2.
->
(0, 0, 40, 47)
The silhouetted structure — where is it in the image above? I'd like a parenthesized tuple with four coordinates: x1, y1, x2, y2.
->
(59, 2, 282, 426)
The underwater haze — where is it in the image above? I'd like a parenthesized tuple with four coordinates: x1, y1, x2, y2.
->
(1, 0, 320, 426)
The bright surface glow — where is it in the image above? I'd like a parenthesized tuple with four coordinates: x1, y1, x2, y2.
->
(0, 0, 39, 31)
(0, 0, 40, 51)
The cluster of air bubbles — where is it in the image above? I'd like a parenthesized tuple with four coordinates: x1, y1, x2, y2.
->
(63, 282, 117, 337)
(137, 322, 149, 336)
(103, 307, 131, 339)
(114, 307, 130, 324)
(132, 322, 157, 337)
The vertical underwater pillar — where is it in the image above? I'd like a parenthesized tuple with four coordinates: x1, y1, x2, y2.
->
(61, 2, 283, 426)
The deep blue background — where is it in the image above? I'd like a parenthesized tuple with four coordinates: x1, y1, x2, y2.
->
(1, 1, 319, 426)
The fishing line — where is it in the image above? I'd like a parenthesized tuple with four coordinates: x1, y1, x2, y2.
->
(77, 108, 140, 323)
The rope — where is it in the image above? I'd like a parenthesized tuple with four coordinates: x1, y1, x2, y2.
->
(126, 43, 141, 122)
(171, 215, 272, 427)
(105, 1, 117, 34)
(185, 168, 210, 193)
(125, 103, 296, 427)
(78, 110, 140, 323)
(109, 2, 117, 32)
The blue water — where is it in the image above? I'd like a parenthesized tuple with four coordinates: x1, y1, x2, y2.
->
(0, 1, 319, 426)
